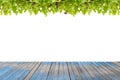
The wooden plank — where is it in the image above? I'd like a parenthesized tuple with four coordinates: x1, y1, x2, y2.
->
(82, 62, 98, 80)
(0, 62, 120, 80)
(0, 65, 13, 79)
(41, 62, 52, 80)
(0, 63, 20, 79)
(57, 62, 64, 80)
(92, 62, 113, 80)
(86, 62, 106, 80)
(7, 62, 34, 80)
(106, 62, 120, 73)
(10, 62, 32, 80)
(75, 62, 85, 80)
(18, 62, 37, 80)
(67, 62, 77, 80)
(57, 62, 70, 80)
(63, 62, 70, 80)
(88, 62, 107, 80)
(34, 62, 52, 80)
(30, 62, 45, 80)
(113, 62, 120, 67)
(71, 62, 82, 80)
(99, 62, 119, 79)
(1, 62, 28, 80)
(35, 62, 48, 80)
(51, 62, 59, 80)
(24, 62, 41, 80)
(0, 62, 13, 69)
(102, 62, 120, 79)
(78, 62, 93, 80)
(46, 62, 55, 80)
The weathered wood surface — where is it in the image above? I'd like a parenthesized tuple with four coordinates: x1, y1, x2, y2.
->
(0, 62, 119, 80)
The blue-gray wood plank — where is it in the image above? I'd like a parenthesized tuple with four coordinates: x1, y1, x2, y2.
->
(0, 62, 120, 80)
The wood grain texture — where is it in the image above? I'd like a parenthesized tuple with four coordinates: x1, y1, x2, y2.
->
(0, 62, 119, 80)
(25, 62, 41, 80)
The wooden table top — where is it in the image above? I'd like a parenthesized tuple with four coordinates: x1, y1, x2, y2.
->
(0, 62, 119, 80)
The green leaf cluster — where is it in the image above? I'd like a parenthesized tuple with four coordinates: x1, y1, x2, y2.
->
(0, 0, 120, 16)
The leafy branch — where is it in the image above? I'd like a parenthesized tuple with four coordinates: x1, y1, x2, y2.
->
(0, 0, 120, 16)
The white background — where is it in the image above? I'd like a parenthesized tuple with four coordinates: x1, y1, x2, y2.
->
(0, 12, 120, 61)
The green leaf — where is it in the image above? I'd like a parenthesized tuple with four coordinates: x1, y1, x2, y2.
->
(0, 0, 120, 16)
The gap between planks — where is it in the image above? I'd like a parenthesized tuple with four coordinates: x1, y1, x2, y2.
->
(24, 62, 41, 80)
